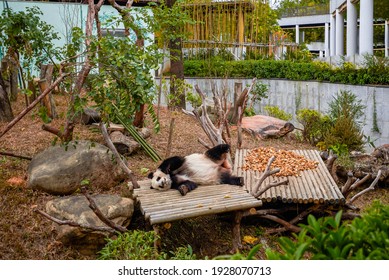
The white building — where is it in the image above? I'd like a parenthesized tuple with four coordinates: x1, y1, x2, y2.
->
(279, 0, 389, 61)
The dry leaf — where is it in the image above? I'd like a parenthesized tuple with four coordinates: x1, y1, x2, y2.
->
(243, 235, 258, 244)
(243, 147, 318, 177)
(163, 223, 171, 229)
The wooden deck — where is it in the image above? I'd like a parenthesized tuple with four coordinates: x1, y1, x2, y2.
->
(233, 149, 345, 205)
(133, 181, 262, 225)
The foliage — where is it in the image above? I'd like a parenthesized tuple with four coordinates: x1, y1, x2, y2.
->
(296, 108, 331, 145)
(98, 230, 196, 260)
(283, 45, 312, 62)
(86, 28, 160, 129)
(214, 244, 261, 260)
(327, 90, 365, 126)
(320, 114, 364, 152)
(183, 59, 389, 85)
(149, 0, 195, 47)
(168, 245, 197, 260)
(0, 7, 60, 68)
(99, 230, 161, 260)
(266, 201, 389, 260)
(264, 105, 292, 121)
(317, 90, 365, 152)
(244, 81, 269, 116)
(160, 76, 195, 108)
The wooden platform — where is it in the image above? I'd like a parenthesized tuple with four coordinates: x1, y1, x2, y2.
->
(133, 182, 262, 225)
(233, 149, 345, 205)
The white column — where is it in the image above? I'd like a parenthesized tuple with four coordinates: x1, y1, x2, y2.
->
(336, 9, 344, 56)
(330, 15, 336, 56)
(385, 20, 389, 57)
(359, 0, 374, 55)
(347, 0, 358, 56)
(325, 22, 330, 57)
(295, 25, 300, 44)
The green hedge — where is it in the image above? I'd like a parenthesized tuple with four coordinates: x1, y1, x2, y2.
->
(183, 59, 389, 85)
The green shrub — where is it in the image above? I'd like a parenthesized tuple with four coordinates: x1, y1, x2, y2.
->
(169, 245, 197, 260)
(183, 59, 389, 85)
(320, 90, 365, 152)
(321, 115, 364, 152)
(98, 230, 197, 260)
(296, 108, 331, 145)
(214, 244, 261, 260)
(327, 90, 365, 126)
(98, 230, 161, 260)
(266, 201, 389, 260)
(264, 105, 292, 121)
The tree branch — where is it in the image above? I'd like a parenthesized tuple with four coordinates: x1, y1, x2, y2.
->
(261, 214, 301, 233)
(100, 122, 139, 190)
(251, 156, 288, 197)
(34, 209, 116, 234)
(349, 170, 382, 204)
(80, 187, 128, 233)
(0, 151, 32, 160)
(0, 72, 70, 139)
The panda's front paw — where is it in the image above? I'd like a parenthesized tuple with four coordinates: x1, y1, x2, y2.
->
(178, 185, 190, 196)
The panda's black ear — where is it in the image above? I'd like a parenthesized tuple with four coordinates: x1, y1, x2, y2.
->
(147, 172, 154, 179)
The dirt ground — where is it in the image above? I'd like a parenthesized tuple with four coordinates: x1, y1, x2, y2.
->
(1, 94, 388, 260)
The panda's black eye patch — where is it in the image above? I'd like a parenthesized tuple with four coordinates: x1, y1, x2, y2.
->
(157, 177, 161, 181)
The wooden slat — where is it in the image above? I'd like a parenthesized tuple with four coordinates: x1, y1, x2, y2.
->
(134, 184, 262, 225)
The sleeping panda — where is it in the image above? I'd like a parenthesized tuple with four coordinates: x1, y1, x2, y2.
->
(148, 144, 244, 196)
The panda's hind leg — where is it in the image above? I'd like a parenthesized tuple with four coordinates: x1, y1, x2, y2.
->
(220, 172, 244, 186)
(205, 144, 230, 164)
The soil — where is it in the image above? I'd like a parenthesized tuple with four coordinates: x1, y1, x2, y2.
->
(1, 94, 388, 260)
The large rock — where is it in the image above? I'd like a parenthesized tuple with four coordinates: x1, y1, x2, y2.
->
(27, 140, 127, 195)
(46, 194, 134, 255)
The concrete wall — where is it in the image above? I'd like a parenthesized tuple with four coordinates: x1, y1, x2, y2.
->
(176, 78, 389, 151)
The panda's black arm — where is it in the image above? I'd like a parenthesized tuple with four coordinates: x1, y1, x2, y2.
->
(158, 156, 186, 174)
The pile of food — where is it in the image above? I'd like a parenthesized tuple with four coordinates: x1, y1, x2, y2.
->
(242, 147, 319, 177)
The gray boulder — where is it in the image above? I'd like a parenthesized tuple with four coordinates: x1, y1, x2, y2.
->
(27, 140, 127, 195)
(46, 194, 134, 255)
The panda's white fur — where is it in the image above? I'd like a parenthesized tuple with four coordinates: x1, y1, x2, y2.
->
(149, 144, 243, 195)
(175, 153, 229, 185)
(150, 153, 228, 190)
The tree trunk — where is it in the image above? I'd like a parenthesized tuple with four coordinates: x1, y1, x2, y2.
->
(38, 79, 58, 119)
(1, 54, 19, 102)
(0, 74, 14, 122)
(167, 0, 185, 109)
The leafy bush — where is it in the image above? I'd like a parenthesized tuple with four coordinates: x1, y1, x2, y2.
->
(266, 201, 389, 260)
(264, 106, 292, 121)
(99, 230, 161, 260)
(98, 230, 196, 260)
(327, 90, 365, 126)
(296, 108, 331, 145)
(321, 115, 364, 152)
(183, 59, 389, 85)
(319, 90, 365, 152)
(214, 244, 261, 260)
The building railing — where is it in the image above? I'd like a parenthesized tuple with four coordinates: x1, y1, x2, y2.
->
(280, 4, 330, 18)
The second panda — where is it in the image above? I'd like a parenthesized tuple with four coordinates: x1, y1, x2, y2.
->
(148, 144, 244, 196)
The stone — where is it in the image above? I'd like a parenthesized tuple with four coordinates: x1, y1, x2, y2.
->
(46, 194, 134, 255)
(27, 140, 127, 195)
